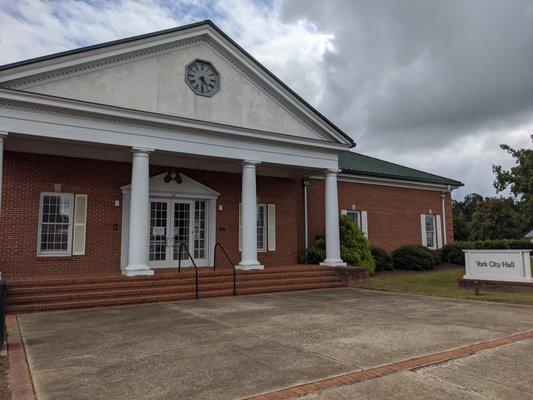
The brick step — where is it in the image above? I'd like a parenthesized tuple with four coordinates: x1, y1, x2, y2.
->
(7, 269, 339, 295)
(5, 266, 328, 288)
(7, 281, 345, 313)
(237, 281, 345, 296)
(7, 275, 344, 305)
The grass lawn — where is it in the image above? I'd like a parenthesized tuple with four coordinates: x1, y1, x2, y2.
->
(355, 265, 533, 306)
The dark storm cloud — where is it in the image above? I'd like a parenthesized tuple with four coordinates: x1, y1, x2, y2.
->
(279, 0, 533, 153)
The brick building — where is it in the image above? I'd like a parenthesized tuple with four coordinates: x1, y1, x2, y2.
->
(0, 21, 461, 279)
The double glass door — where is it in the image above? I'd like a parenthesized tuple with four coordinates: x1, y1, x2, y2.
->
(149, 199, 207, 268)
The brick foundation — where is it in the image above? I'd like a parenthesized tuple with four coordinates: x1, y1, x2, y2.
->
(459, 278, 533, 293)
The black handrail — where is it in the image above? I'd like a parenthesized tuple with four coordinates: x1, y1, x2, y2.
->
(213, 242, 237, 296)
(177, 242, 199, 300)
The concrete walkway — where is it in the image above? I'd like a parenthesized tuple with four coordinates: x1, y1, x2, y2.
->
(16, 288, 533, 400)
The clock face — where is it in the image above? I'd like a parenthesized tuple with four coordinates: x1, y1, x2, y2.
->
(185, 60, 220, 96)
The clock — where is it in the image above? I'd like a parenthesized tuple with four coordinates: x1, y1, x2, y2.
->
(185, 59, 220, 97)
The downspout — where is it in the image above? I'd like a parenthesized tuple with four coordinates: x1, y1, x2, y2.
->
(303, 179, 310, 248)
(441, 185, 451, 246)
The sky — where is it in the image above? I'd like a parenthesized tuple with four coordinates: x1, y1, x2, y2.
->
(1, 0, 532, 199)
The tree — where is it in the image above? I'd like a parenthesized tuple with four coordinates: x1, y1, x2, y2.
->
(452, 214, 470, 241)
(469, 197, 522, 240)
(493, 144, 533, 232)
(452, 193, 483, 240)
(454, 193, 483, 220)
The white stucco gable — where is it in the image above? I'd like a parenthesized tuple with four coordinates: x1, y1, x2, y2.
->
(0, 22, 353, 145)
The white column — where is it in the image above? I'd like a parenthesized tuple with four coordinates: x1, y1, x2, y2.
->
(320, 169, 346, 267)
(123, 148, 154, 276)
(441, 191, 448, 246)
(0, 132, 6, 215)
(237, 160, 264, 270)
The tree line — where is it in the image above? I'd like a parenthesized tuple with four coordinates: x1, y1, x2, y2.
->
(453, 144, 532, 241)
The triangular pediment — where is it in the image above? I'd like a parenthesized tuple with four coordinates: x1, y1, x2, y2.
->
(121, 172, 219, 198)
(0, 22, 352, 145)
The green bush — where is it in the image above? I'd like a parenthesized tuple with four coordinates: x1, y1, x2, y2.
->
(392, 245, 437, 271)
(414, 244, 442, 265)
(339, 216, 376, 275)
(371, 246, 394, 271)
(441, 242, 472, 265)
(301, 217, 376, 275)
(442, 239, 533, 265)
(472, 239, 533, 250)
(299, 245, 325, 265)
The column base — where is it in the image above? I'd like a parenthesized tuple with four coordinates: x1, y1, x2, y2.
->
(320, 259, 347, 267)
(236, 261, 264, 271)
(122, 265, 154, 277)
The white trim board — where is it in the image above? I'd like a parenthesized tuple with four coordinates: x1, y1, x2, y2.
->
(4, 134, 320, 179)
(0, 97, 342, 170)
(310, 174, 459, 192)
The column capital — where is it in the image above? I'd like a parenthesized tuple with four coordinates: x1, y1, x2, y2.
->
(324, 168, 340, 175)
(242, 159, 261, 166)
(131, 147, 154, 156)
(0, 131, 7, 140)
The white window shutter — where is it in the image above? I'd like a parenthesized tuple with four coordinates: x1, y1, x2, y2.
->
(341, 210, 347, 216)
(436, 214, 443, 249)
(420, 214, 428, 247)
(238, 202, 242, 252)
(361, 211, 368, 238)
(267, 204, 276, 251)
(72, 195, 87, 255)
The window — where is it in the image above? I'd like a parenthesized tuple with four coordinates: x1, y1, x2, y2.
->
(239, 203, 275, 252)
(425, 214, 436, 249)
(38, 193, 74, 256)
(257, 204, 267, 251)
(346, 211, 361, 229)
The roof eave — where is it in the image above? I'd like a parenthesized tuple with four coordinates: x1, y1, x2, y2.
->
(341, 168, 464, 188)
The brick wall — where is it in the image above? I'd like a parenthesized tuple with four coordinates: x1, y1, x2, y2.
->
(0, 151, 455, 277)
(307, 178, 454, 253)
(0, 152, 302, 276)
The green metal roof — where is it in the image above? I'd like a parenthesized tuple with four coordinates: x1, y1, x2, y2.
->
(339, 152, 463, 187)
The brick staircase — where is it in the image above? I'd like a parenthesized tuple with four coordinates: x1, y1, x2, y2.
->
(5, 265, 347, 313)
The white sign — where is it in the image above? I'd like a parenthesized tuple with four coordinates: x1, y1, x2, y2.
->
(463, 249, 533, 283)
(152, 227, 165, 236)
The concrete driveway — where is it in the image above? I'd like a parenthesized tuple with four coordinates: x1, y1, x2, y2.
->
(17, 288, 533, 400)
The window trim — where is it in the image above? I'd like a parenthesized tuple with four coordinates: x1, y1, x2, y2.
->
(424, 214, 437, 250)
(37, 192, 74, 257)
(346, 210, 362, 229)
(257, 203, 267, 252)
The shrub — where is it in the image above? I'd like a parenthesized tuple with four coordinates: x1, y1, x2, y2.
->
(442, 239, 533, 265)
(299, 245, 325, 265)
(301, 217, 376, 275)
(441, 242, 472, 265)
(371, 246, 394, 271)
(472, 239, 533, 250)
(414, 244, 442, 265)
(339, 216, 376, 274)
(392, 245, 436, 271)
